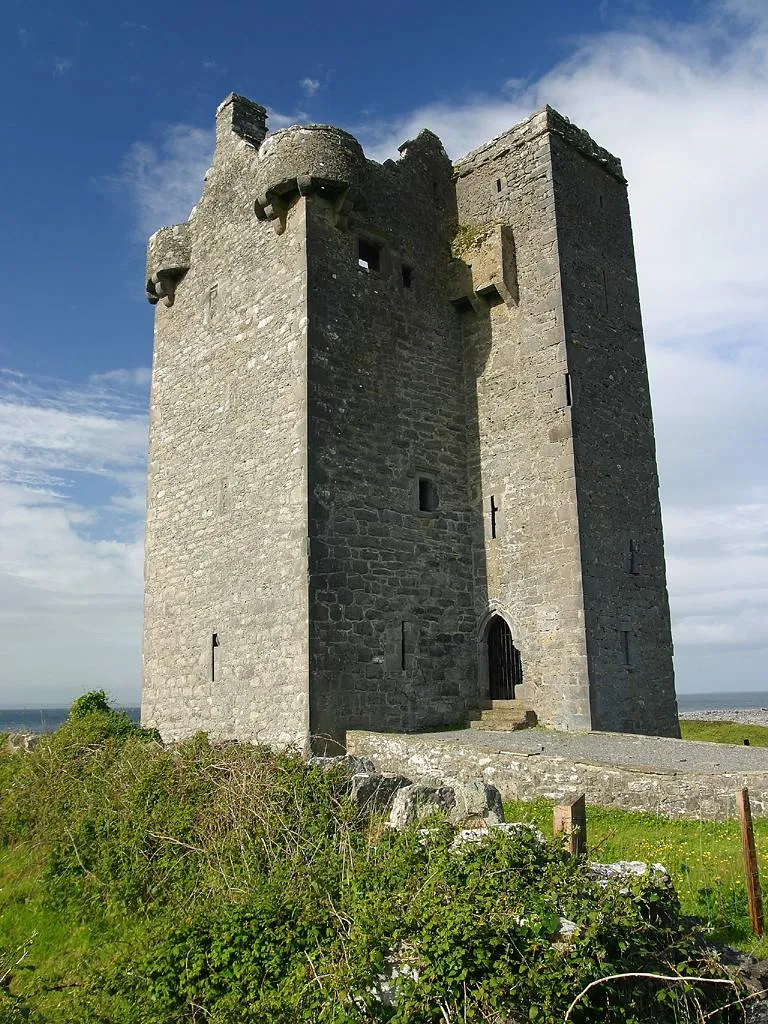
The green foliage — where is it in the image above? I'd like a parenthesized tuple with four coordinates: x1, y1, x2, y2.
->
(449, 223, 491, 259)
(0, 722, 749, 1023)
(680, 719, 768, 747)
(68, 690, 111, 719)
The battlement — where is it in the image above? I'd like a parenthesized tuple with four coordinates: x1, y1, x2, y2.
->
(454, 105, 625, 183)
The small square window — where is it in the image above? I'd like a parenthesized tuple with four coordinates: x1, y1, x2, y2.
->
(358, 239, 381, 271)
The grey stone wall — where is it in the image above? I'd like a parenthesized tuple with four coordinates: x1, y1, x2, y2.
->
(549, 131, 679, 736)
(142, 96, 310, 747)
(454, 111, 591, 731)
(349, 730, 768, 821)
(305, 135, 479, 743)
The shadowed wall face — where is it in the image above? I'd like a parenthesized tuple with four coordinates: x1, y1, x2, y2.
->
(549, 133, 679, 737)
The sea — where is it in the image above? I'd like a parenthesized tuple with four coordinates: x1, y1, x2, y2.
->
(1, 692, 768, 733)
(0, 706, 141, 734)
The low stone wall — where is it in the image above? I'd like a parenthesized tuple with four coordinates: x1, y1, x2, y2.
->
(347, 731, 768, 820)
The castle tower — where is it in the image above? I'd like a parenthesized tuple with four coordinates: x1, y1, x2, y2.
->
(141, 93, 679, 749)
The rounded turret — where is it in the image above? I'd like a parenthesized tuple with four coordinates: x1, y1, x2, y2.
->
(253, 124, 366, 217)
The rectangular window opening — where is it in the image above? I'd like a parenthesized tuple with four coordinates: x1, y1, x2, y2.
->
(564, 372, 573, 408)
(400, 620, 406, 671)
(621, 630, 632, 667)
(401, 264, 413, 288)
(495, 178, 502, 193)
(490, 494, 499, 539)
(418, 476, 439, 512)
(358, 238, 381, 272)
(628, 538, 639, 575)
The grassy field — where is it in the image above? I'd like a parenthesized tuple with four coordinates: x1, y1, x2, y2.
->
(680, 719, 768, 747)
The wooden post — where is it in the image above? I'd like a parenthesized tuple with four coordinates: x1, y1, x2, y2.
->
(553, 794, 587, 856)
(737, 787, 763, 937)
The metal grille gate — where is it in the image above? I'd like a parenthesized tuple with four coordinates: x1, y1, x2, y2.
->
(488, 616, 522, 700)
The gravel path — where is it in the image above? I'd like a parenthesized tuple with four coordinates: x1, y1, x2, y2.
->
(417, 723, 768, 775)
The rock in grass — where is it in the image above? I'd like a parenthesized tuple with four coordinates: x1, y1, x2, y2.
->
(347, 773, 412, 813)
(388, 780, 505, 829)
(308, 753, 377, 776)
(388, 784, 457, 828)
(587, 860, 669, 883)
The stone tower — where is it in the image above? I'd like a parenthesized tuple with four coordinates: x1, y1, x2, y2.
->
(141, 92, 679, 750)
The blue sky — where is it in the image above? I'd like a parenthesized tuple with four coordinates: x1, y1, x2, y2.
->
(1, 0, 766, 705)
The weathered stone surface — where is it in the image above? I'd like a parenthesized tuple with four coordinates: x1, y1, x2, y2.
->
(348, 729, 768, 820)
(449, 781, 505, 826)
(309, 754, 377, 776)
(142, 92, 678, 749)
(388, 784, 457, 828)
(3, 732, 42, 753)
(450, 821, 546, 850)
(347, 773, 412, 813)
(587, 860, 669, 883)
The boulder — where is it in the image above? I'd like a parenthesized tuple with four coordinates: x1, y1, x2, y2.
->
(388, 784, 457, 829)
(449, 781, 505, 826)
(450, 821, 546, 850)
(388, 780, 506, 830)
(347, 773, 412, 814)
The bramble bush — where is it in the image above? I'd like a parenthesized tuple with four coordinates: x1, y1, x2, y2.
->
(0, 693, 746, 1022)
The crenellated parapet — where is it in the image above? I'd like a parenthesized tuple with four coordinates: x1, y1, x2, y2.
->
(253, 125, 367, 233)
(146, 223, 191, 306)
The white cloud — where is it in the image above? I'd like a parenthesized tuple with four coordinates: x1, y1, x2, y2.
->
(113, 125, 214, 237)
(0, 370, 149, 706)
(299, 77, 320, 97)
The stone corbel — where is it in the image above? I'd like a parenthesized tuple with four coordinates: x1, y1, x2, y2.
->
(147, 269, 184, 307)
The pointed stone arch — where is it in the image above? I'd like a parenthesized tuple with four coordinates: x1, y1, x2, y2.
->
(477, 609, 523, 701)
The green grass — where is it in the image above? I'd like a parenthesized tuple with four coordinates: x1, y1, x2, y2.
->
(503, 797, 768, 958)
(0, 844, 140, 1021)
(680, 719, 768, 747)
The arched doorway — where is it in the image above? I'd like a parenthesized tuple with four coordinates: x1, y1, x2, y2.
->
(487, 616, 522, 700)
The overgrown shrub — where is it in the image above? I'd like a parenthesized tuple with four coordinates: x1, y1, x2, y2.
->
(0, 695, 745, 1022)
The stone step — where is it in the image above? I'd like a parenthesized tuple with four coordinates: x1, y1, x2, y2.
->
(468, 706, 538, 732)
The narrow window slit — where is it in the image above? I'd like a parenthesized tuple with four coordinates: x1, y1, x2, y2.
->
(564, 372, 573, 408)
(495, 178, 502, 193)
(418, 477, 439, 512)
(628, 538, 638, 575)
(490, 494, 499, 539)
(211, 632, 219, 682)
(400, 621, 406, 671)
(401, 264, 412, 288)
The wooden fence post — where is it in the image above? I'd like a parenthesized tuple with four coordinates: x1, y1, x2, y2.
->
(737, 787, 764, 937)
(553, 794, 587, 856)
